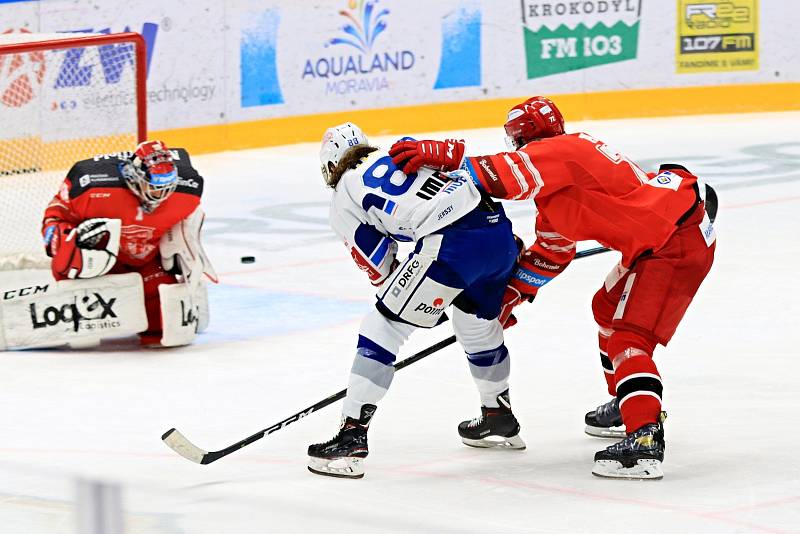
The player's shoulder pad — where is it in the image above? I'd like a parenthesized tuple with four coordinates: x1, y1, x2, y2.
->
(170, 148, 204, 198)
(65, 156, 128, 199)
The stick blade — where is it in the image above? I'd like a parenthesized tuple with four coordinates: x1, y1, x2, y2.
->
(162, 428, 209, 464)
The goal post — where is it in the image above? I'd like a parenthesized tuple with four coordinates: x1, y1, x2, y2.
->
(0, 31, 147, 270)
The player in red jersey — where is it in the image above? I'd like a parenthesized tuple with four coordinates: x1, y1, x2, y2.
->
(40, 140, 217, 347)
(389, 97, 717, 479)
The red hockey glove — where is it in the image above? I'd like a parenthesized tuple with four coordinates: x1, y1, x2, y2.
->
(498, 285, 536, 329)
(389, 139, 465, 175)
(498, 234, 535, 328)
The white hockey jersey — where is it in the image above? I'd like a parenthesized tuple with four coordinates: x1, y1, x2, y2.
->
(330, 149, 481, 285)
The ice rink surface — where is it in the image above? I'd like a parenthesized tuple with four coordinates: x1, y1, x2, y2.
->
(1, 112, 799, 533)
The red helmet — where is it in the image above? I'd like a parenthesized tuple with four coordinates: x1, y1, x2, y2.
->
(120, 140, 178, 212)
(503, 96, 565, 150)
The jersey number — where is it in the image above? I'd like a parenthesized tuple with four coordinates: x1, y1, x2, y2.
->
(578, 132, 650, 184)
(361, 156, 415, 196)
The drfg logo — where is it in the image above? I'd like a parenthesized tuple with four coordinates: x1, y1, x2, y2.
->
(398, 260, 421, 287)
(391, 259, 422, 297)
(29, 293, 117, 332)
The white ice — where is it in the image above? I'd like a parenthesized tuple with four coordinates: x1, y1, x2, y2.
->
(1, 112, 799, 534)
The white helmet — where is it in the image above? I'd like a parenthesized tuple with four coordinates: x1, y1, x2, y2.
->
(320, 122, 368, 187)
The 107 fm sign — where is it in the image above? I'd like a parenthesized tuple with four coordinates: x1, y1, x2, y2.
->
(680, 33, 754, 53)
(676, 0, 758, 73)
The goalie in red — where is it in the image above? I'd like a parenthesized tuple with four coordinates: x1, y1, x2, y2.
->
(389, 97, 717, 480)
(32, 140, 217, 348)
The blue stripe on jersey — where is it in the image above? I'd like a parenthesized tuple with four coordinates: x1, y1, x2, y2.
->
(462, 159, 484, 191)
(384, 199, 396, 214)
(389, 233, 414, 242)
(370, 236, 391, 265)
(354, 223, 384, 261)
(513, 266, 554, 287)
(361, 193, 386, 213)
(357, 335, 396, 365)
(466, 344, 509, 367)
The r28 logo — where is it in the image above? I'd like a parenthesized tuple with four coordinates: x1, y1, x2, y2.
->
(29, 293, 117, 332)
(685, 3, 750, 30)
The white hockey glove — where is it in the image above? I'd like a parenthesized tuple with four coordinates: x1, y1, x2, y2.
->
(52, 218, 121, 279)
(160, 207, 218, 289)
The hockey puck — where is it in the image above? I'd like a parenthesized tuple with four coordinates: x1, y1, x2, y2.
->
(240, 256, 255, 264)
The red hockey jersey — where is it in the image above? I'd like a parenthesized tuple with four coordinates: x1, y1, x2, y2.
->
(42, 148, 203, 272)
(463, 132, 703, 291)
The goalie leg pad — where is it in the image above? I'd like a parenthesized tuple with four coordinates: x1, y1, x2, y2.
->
(159, 207, 218, 287)
(158, 283, 202, 347)
(0, 273, 147, 350)
(195, 280, 210, 333)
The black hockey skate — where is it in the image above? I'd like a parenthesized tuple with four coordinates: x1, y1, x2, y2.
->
(458, 390, 525, 450)
(585, 397, 625, 438)
(307, 404, 376, 479)
(592, 412, 667, 480)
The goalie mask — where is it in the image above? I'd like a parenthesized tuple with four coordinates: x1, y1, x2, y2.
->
(320, 122, 368, 187)
(120, 140, 179, 213)
(504, 96, 565, 150)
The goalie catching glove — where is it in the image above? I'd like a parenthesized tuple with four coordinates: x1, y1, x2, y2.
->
(49, 218, 121, 280)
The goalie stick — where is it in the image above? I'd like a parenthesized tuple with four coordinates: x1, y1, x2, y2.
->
(161, 245, 611, 465)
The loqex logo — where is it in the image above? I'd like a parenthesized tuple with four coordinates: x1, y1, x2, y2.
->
(302, 0, 415, 95)
(29, 292, 118, 332)
(55, 23, 158, 89)
(0, 28, 47, 108)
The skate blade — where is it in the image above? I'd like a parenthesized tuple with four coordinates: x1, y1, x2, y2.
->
(307, 456, 364, 479)
(461, 434, 526, 450)
(591, 459, 663, 480)
(584, 424, 626, 439)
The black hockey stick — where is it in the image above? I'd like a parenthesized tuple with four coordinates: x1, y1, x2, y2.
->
(161, 335, 458, 464)
(161, 245, 611, 465)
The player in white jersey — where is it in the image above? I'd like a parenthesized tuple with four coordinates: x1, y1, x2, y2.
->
(308, 123, 526, 479)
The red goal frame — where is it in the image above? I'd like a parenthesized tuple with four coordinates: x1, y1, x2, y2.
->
(0, 31, 148, 142)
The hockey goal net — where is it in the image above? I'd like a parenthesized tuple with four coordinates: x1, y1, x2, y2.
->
(0, 31, 146, 270)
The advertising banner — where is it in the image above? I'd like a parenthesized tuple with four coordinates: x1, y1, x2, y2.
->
(1, 0, 797, 152)
(519, 0, 642, 79)
(34, 0, 225, 131)
(232, 0, 484, 121)
(676, 0, 759, 73)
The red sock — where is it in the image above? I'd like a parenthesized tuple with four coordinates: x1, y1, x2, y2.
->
(608, 331, 662, 432)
